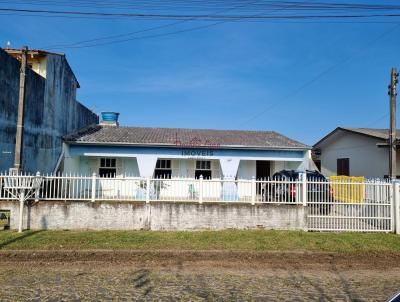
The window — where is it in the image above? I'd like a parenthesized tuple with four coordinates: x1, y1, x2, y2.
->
(154, 159, 172, 179)
(337, 158, 349, 176)
(99, 158, 116, 177)
(195, 160, 212, 179)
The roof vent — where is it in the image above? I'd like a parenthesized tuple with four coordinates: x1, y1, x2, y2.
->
(100, 111, 119, 127)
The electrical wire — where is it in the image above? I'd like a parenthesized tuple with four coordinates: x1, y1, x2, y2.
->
(1, 7, 400, 20)
(39, 1, 400, 50)
(42, 0, 261, 49)
(238, 23, 400, 127)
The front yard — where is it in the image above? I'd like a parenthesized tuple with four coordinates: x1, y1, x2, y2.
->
(0, 229, 399, 253)
(1, 229, 400, 301)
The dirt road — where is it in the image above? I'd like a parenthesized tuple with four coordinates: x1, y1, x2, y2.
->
(0, 250, 399, 301)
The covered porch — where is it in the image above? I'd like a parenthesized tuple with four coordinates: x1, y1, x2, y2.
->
(62, 144, 310, 201)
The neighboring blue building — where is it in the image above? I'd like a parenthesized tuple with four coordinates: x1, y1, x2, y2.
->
(0, 48, 98, 173)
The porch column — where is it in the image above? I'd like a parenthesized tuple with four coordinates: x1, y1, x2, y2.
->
(298, 150, 311, 171)
(219, 158, 240, 201)
(136, 155, 158, 177)
(62, 144, 80, 174)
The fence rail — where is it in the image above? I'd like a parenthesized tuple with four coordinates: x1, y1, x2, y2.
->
(0, 173, 397, 233)
(306, 179, 393, 232)
(0, 173, 306, 204)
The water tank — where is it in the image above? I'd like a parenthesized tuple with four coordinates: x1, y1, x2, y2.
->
(100, 112, 119, 126)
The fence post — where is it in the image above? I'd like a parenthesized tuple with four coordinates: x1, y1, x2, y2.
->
(91, 172, 96, 202)
(199, 175, 203, 204)
(146, 176, 150, 204)
(302, 172, 307, 207)
(18, 191, 25, 233)
(394, 181, 400, 234)
(251, 176, 256, 205)
(34, 171, 40, 202)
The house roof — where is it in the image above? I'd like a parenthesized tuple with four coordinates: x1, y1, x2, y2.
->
(64, 124, 310, 150)
(314, 127, 396, 148)
(3, 47, 64, 57)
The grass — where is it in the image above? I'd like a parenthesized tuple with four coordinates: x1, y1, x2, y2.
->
(0, 229, 400, 253)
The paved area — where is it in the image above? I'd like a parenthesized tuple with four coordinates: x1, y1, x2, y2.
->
(0, 265, 399, 301)
(0, 251, 399, 301)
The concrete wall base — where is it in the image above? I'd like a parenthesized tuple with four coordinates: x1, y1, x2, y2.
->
(0, 201, 306, 231)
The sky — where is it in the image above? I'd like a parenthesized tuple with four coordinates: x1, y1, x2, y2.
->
(1, 1, 400, 146)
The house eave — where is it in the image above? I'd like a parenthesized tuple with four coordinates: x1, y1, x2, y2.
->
(314, 127, 387, 149)
(64, 140, 310, 151)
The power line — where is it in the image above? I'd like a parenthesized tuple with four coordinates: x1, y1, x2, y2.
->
(238, 23, 400, 127)
(48, 21, 227, 49)
(1, 7, 400, 20)
(366, 113, 390, 127)
(2, 12, 398, 24)
(39, 1, 400, 50)
(18, 0, 395, 132)
(42, 0, 261, 49)
(3, 0, 400, 11)
(44, 0, 320, 50)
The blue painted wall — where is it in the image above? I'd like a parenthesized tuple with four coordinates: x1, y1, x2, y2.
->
(0, 48, 98, 173)
(69, 144, 306, 161)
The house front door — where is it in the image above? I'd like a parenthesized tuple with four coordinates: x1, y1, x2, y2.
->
(256, 161, 270, 180)
(256, 160, 271, 195)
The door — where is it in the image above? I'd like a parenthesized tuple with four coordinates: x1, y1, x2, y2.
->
(256, 161, 270, 180)
(256, 161, 271, 196)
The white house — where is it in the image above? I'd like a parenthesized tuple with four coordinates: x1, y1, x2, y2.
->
(313, 127, 399, 178)
(60, 113, 311, 200)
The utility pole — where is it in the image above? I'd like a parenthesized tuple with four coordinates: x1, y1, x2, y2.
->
(389, 67, 399, 180)
(13, 46, 28, 172)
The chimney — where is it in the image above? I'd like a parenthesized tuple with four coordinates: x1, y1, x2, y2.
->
(100, 112, 119, 127)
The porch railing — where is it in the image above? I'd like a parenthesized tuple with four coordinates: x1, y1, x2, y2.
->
(0, 173, 304, 204)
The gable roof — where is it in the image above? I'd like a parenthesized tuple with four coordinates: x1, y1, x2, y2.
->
(64, 124, 310, 150)
(314, 127, 395, 148)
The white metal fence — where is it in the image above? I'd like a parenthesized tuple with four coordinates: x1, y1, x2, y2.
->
(0, 173, 304, 204)
(306, 179, 393, 232)
(0, 172, 398, 233)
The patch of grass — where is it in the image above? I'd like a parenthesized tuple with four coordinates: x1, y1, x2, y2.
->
(0, 230, 399, 253)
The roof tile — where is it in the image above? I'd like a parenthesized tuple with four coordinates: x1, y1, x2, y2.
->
(64, 125, 310, 150)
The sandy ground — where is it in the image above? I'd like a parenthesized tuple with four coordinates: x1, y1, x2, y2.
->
(0, 250, 399, 301)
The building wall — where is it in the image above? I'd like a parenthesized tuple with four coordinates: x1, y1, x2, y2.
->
(237, 160, 256, 179)
(0, 48, 98, 173)
(65, 144, 308, 179)
(0, 200, 306, 231)
(64, 155, 302, 179)
(62, 155, 307, 200)
(30, 56, 47, 78)
(319, 131, 390, 178)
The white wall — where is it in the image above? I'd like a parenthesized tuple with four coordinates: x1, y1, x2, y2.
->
(61, 156, 307, 200)
(319, 131, 389, 178)
(64, 156, 305, 179)
(120, 158, 140, 176)
(64, 156, 140, 176)
(169, 159, 221, 179)
(2, 200, 306, 231)
(237, 160, 256, 179)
